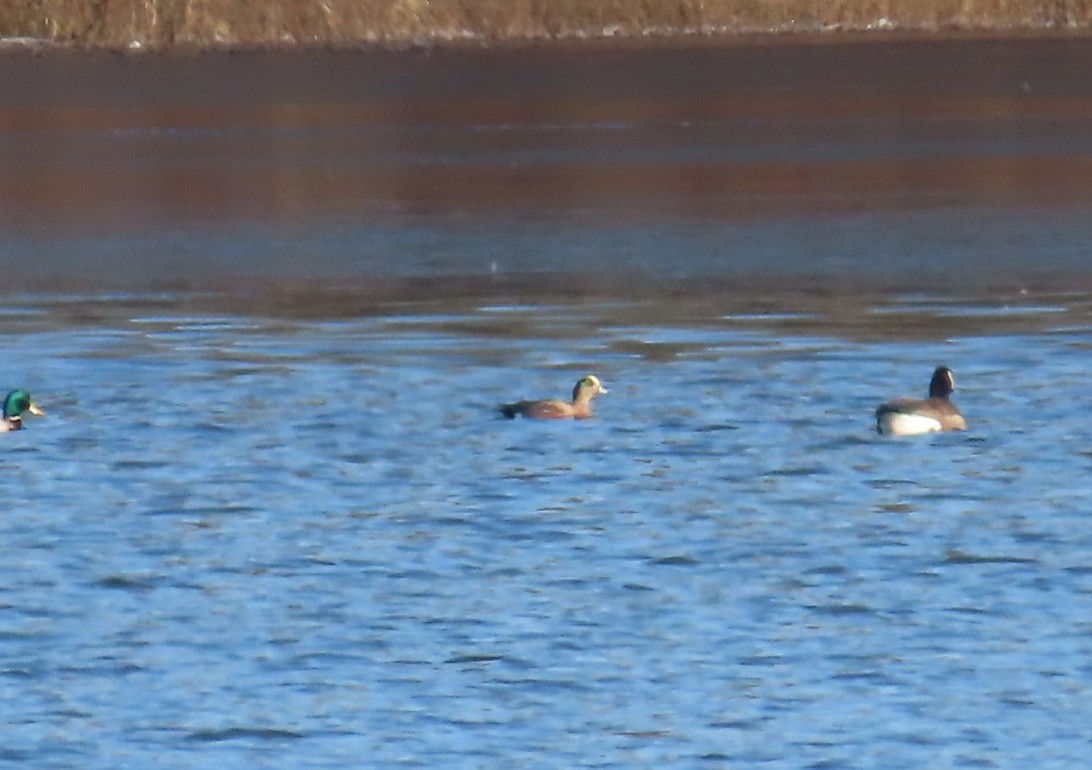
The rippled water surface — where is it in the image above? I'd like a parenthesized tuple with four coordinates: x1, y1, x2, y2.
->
(3, 293, 1092, 769)
(5, 37, 1092, 769)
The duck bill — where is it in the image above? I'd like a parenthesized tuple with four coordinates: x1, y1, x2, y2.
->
(27, 403, 45, 416)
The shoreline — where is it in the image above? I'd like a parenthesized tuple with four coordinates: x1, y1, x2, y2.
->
(5, 22, 1092, 57)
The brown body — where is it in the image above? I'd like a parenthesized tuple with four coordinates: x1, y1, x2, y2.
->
(876, 366, 966, 435)
(500, 375, 607, 420)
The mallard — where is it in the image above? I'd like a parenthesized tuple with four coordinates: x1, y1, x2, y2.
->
(500, 375, 608, 420)
(1, 390, 45, 433)
(876, 366, 965, 435)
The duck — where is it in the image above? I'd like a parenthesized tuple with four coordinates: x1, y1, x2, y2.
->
(500, 375, 608, 420)
(875, 366, 965, 435)
(1, 390, 45, 433)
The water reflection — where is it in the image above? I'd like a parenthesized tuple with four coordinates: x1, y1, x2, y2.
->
(6, 40, 1092, 300)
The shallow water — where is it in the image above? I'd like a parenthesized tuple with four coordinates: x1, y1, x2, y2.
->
(4, 38, 1092, 769)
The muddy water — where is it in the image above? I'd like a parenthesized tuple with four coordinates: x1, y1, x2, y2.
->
(3, 36, 1092, 769)
(4, 36, 1092, 301)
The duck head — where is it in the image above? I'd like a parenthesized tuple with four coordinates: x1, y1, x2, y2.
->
(573, 375, 608, 402)
(928, 367, 956, 399)
(3, 390, 44, 424)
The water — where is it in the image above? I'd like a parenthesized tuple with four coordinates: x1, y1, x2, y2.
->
(3, 295, 1092, 768)
(5, 38, 1092, 769)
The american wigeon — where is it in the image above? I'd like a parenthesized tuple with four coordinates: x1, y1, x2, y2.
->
(500, 375, 608, 420)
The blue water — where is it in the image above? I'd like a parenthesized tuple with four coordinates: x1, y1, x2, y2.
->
(3, 293, 1092, 769)
(6, 38, 1092, 769)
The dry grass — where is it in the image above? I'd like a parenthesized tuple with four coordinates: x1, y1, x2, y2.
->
(3, 0, 1092, 48)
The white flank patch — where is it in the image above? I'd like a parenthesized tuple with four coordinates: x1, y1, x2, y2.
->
(878, 412, 942, 436)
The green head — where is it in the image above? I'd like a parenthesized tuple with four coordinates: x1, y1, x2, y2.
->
(572, 375, 608, 401)
(4, 390, 44, 421)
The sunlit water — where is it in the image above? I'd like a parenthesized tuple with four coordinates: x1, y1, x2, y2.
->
(3, 292, 1092, 769)
(6, 38, 1092, 769)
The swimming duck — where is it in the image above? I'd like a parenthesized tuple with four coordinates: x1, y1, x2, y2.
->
(1, 390, 45, 433)
(500, 375, 608, 420)
(875, 366, 965, 435)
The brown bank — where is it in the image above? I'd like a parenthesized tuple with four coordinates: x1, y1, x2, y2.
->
(4, 0, 1092, 48)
